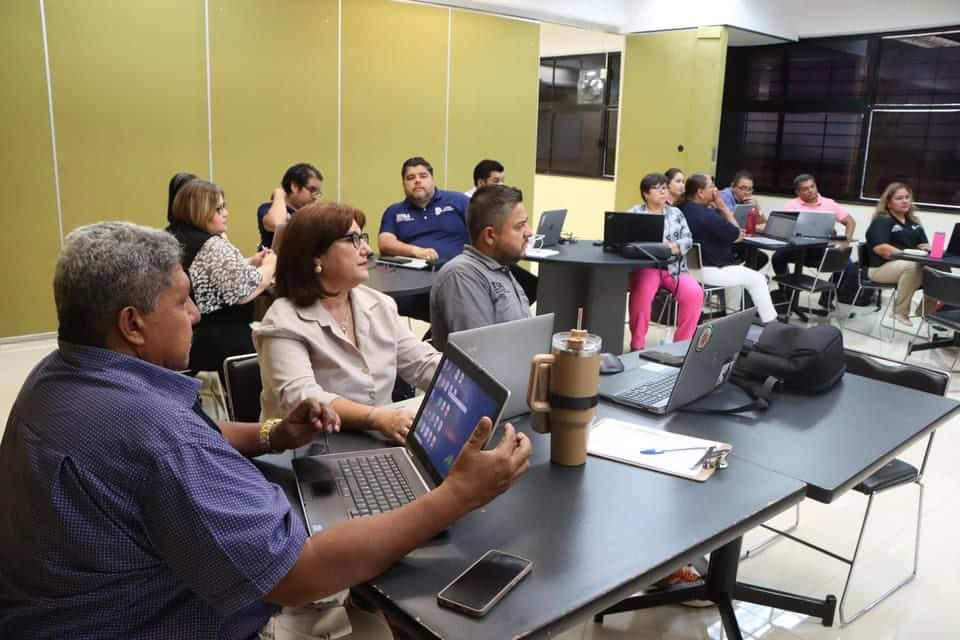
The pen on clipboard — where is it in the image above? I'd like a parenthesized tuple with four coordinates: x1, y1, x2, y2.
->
(639, 446, 712, 455)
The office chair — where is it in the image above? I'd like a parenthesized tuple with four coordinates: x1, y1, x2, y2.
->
(843, 242, 897, 339)
(222, 353, 262, 422)
(750, 350, 946, 627)
(774, 244, 852, 325)
(906, 267, 960, 371)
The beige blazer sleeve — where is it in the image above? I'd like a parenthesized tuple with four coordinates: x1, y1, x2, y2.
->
(255, 324, 339, 418)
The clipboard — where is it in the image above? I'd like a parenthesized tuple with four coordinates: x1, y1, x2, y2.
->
(587, 418, 732, 482)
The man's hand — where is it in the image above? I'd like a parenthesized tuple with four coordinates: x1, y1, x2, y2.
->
(271, 187, 286, 204)
(443, 418, 531, 511)
(412, 246, 440, 262)
(371, 408, 414, 444)
(271, 399, 341, 451)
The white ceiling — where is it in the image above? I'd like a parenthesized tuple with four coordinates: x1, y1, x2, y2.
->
(418, 0, 960, 44)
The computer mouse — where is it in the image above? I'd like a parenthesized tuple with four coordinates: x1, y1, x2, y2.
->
(291, 456, 336, 496)
(599, 352, 625, 375)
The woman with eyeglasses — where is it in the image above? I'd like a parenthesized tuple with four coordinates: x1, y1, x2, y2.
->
(626, 172, 703, 350)
(167, 179, 276, 374)
(254, 202, 440, 444)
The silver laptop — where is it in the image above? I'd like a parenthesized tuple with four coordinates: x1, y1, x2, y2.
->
(292, 343, 509, 532)
(448, 314, 555, 419)
(599, 309, 755, 415)
(536, 210, 567, 248)
(794, 211, 836, 239)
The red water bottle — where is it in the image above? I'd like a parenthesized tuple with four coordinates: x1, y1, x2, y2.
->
(746, 207, 758, 236)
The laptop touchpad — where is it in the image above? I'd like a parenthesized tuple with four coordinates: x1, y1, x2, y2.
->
(291, 456, 336, 496)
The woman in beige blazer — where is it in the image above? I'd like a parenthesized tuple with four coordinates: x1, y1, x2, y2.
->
(253, 202, 440, 444)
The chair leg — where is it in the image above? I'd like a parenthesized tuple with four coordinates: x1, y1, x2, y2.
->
(741, 503, 801, 561)
(838, 482, 923, 627)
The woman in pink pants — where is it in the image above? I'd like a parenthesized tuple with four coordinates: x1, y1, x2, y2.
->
(627, 172, 704, 350)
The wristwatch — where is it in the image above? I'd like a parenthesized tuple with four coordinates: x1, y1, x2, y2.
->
(259, 418, 283, 453)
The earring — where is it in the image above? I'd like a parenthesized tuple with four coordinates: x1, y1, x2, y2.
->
(314, 264, 323, 274)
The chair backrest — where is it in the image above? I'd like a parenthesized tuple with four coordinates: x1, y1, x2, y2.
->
(686, 243, 704, 281)
(844, 349, 949, 396)
(922, 267, 960, 308)
(856, 241, 871, 276)
(222, 353, 262, 422)
(817, 245, 852, 275)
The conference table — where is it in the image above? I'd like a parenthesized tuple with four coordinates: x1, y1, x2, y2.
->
(256, 344, 957, 638)
(261, 421, 805, 640)
(366, 257, 436, 297)
(524, 242, 661, 355)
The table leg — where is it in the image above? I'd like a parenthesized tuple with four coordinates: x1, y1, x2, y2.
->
(536, 263, 630, 354)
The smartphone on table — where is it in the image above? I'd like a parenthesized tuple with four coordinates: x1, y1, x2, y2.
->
(436, 549, 533, 617)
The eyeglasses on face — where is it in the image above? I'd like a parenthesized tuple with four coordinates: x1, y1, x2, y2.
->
(338, 232, 370, 249)
(215, 202, 227, 212)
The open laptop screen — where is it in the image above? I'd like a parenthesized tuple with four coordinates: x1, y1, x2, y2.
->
(411, 356, 501, 479)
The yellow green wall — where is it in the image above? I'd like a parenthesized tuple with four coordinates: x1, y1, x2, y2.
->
(532, 175, 616, 241)
(0, 1, 539, 339)
(0, 0, 60, 336)
(615, 27, 728, 210)
(209, 0, 339, 255)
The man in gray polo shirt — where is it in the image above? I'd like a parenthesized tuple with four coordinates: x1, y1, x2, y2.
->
(430, 184, 533, 351)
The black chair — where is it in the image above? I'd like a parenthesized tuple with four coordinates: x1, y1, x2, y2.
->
(906, 267, 960, 370)
(844, 242, 897, 338)
(222, 353, 262, 422)
(774, 245, 852, 324)
(753, 350, 946, 626)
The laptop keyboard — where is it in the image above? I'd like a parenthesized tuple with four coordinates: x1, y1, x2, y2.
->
(336, 455, 417, 518)
(617, 372, 679, 406)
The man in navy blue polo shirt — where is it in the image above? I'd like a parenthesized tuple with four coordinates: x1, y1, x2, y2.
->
(257, 162, 323, 249)
(0, 221, 531, 639)
(378, 156, 470, 263)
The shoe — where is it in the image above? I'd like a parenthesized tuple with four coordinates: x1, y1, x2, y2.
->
(895, 314, 915, 327)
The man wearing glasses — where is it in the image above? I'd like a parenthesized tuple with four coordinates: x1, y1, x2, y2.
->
(257, 162, 324, 249)
(719, 170, 769, 270)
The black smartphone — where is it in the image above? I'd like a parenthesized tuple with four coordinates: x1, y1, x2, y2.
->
(436, 550, 532, 617)
(376, 256, 412, 265)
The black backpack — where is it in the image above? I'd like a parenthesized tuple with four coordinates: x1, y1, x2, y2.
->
(734, 322, 845, 394)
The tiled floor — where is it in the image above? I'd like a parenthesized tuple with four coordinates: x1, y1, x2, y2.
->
(1, 297, 956, 638)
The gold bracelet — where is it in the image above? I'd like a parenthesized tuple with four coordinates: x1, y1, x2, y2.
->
(259, 418, 283, 453)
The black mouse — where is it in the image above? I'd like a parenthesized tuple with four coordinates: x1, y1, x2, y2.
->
(291, 456, 336, 496)
(599, 352, 625, 375)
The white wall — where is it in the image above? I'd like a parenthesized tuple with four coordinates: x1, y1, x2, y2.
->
(786, 0, 960, 39)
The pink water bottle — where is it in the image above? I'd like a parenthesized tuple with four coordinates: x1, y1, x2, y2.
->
(931, 231, 946, 259)
(746, 207, 758, 236)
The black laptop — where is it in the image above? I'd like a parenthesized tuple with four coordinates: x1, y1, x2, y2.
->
(602, 211, 665, 251)
(945, 223, 960, 257)
(292, 343, 509, 533)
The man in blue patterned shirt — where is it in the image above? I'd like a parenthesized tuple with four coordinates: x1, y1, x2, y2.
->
(0, 222, 531, 639)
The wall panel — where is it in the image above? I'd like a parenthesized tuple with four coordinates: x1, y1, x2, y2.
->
(341, 0, 449, 246)
(447, 10, 539, 204)
(209, 0, 338, 254)
(615, 27, 728, 210)
(46, 0, 208, 233)
(0, 0, 60, 336)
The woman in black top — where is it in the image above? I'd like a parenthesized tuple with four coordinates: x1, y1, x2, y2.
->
(167, 179, 277, 373)
(865, 182, 931, 325)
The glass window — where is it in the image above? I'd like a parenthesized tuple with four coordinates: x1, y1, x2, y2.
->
(876, 31, 960, 104)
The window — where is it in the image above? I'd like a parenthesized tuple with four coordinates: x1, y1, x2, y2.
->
(537, 52, 620, 178)
(717, 25, 960, 209)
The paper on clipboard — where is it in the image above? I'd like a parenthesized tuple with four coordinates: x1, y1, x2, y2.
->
(588, 418, 732, 482)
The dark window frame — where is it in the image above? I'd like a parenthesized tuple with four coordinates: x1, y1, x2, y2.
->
(537, 52, 620, 180)
(717, 24, 960, 211)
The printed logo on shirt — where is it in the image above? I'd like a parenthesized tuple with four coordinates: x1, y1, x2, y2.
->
(396, 212, 414, 223)
(434, 206, 455, 216)
(891, 224, 903, 232)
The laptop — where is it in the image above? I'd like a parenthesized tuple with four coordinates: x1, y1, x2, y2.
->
(744, 211, 800, 247)
(794, 211, 837, 239)
(598, 308, 755, 415)
(536, 210, 567, 248)
(448, 314, 555, 419)
(945, 223, 960, 256)
(292, 342, 510, 532)
(732, 204, 759, 228)
(603, 212, 665, 251)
